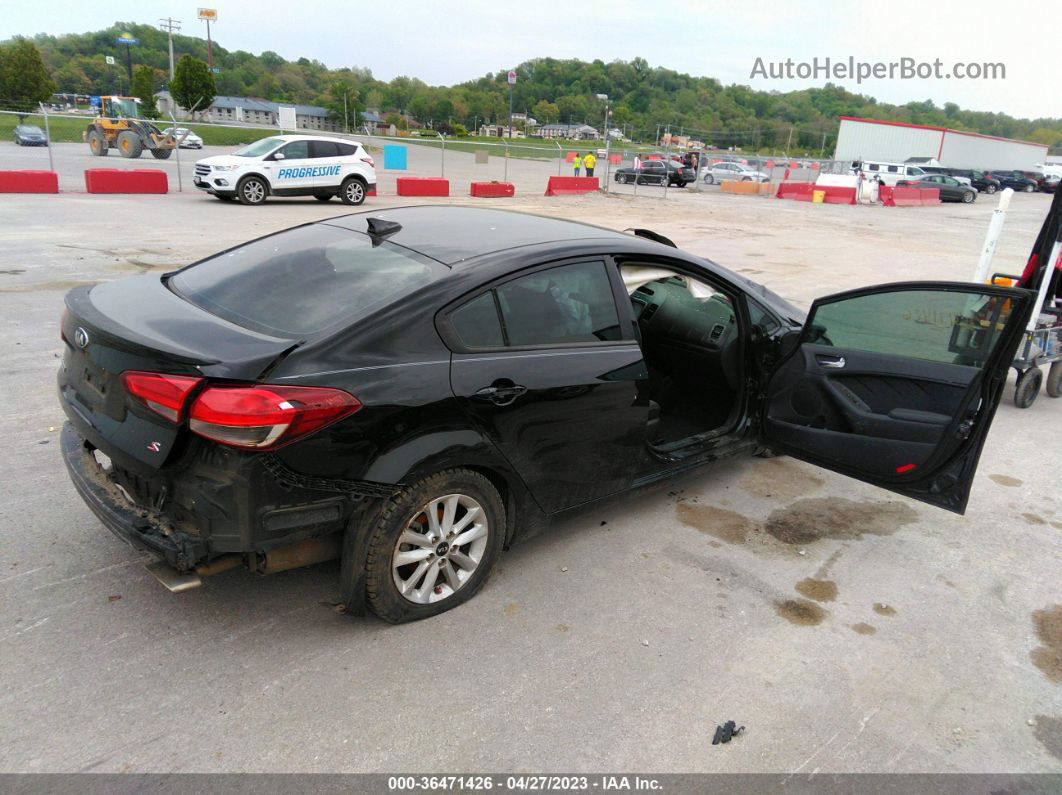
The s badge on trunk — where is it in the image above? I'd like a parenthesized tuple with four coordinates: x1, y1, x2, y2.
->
(73, 327, 90, 349)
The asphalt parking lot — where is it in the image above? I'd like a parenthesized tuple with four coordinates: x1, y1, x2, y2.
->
(1, 149, 1060, 773)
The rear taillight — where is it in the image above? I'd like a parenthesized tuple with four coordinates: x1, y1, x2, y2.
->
(360, 156, 375, 167)
(122, 371, 204, 422)
(188, 384, 360, 450)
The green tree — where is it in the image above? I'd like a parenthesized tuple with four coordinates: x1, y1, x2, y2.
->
(326, 79, 360, 130)
(131, 64, 158, 118)
(170, 54, 215, 118)
(0, 38, 56, 114)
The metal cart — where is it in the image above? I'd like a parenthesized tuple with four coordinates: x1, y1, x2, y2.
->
(1004, 309, 1062, 408)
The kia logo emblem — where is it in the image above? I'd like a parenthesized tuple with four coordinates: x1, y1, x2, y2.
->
(73, 327, 90, 349)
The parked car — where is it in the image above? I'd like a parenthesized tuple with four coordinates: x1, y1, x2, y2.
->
(614, 160, 695, 187)
(897, 174, 978, 203)
(58, 206, 1033, 621)
(988, 171, 1040, 192)
(164, 127, 204, 149)
(1041, 174, 1060, 193)
(13, 124, 47, 146)
(700, 162, 769, 184)
(947, 169, 1000, 194)
(918, 166, 972, 187)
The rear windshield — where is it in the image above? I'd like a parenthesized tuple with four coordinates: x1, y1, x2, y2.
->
(170, 224, 445, 337)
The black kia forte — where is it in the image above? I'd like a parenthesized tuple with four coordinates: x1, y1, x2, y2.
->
(59, 206, 1035, 622)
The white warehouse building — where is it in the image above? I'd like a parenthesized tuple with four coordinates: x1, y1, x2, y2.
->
(834, 116, 1048, 170)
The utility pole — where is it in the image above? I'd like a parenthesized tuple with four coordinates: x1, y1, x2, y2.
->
(506, 70, 516, 140)
(785, 126, 793, 156)
(159, 18, 181, 83)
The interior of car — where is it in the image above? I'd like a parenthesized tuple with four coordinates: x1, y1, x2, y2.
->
(620, 265, 741, 448)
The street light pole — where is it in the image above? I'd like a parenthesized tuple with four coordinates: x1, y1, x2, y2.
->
(596, 93, 610, 192)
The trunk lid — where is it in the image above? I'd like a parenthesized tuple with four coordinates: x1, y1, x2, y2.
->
(59, 276, 296, 469)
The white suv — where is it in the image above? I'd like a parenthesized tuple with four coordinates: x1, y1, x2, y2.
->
(194, 134, 377, 206)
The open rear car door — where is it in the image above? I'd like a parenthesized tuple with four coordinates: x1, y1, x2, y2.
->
(762, 281, 1033, 514)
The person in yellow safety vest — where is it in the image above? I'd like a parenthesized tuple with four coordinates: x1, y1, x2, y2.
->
(584, 151, 597, 177)
(572, 154, 582, 176)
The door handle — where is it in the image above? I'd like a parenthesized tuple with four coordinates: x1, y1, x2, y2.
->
(816, 355, 846, 368)
(473, 384, 528, 405)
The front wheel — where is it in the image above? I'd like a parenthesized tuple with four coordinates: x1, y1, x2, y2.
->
(616, 173, 627, 184)
(986, 184, 998, 194)
(363, 469, 505, 623)
(961, 190, 975, 203)
(236, 175, 268, 205)
(87, 129, 108, 157)
(703, 173, 714, 184)
(1024, 184, 1035, 193)
(150, 148, 172, 160)
(1014, 367, 1042, 408)
(117, 130, 143, 159)
(339, 176, 366, 205)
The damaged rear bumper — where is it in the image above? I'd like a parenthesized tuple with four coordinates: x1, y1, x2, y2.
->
(60, 422, 208, 571)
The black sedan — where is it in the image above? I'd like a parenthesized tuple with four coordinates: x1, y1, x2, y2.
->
(897, 174, 978, 203)
(13, 124, 47, 146)
(614, 160, 696, 187)
(58, 207, 1032, 622)
(1040, 174, 1059, 193)
(988, 171, 1040, 192)
(948, 169, 1000, 194)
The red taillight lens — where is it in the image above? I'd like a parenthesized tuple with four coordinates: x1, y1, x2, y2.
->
(188, 384, 360, 450)
(360, 156, 375, 167)
(122, 371, 204, 423)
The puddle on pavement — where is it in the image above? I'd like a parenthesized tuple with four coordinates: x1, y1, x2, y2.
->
(775, 598, 826, 626)
(851, 623, 877, 635)
(1033, 715, 1062, 762)
(989, 474, 1023, 487)
(765, 497, 918, 545)
(795, 578, 838, 602)
(1022, 513, 1046, 526)
(1031, 605, 1062, 683)
(555, 623, 570, 633)
(676, 503, 754, 545)
(503, 602, 521, 617)
(873, 603, 897, 617)
(1052, 521, 1062, 531)
(739, 458, 825, 501)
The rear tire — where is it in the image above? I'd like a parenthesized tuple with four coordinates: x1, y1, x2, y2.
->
(364, 469, 504, 624)
(88, 129, 108, 157)
(986, 184, 998, 194)
(616, 173, 627, 184)
(1046, 361, 1062, 398)
(961, 190, 975, 203)
(117, 130, 143, 159)
(1014, 367, 1042, 408)
(1024, 184, 1034, 193)
(339, 176, 366, 205)
(150, 148, 173, 160)
(236, 175, 268, 205)
(703, 173, 715, 184)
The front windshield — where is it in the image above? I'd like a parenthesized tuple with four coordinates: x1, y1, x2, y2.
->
(232, 137, 284, 158)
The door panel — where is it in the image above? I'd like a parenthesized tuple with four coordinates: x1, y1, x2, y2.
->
(763, 282, 1033, 513)
(451, 347, 649, 513)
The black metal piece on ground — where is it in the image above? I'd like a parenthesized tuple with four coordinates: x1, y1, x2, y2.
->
(712, 721, 744, 745)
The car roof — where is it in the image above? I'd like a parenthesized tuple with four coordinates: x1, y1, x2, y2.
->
(271, 134, 362, 145)
(319, 206, 634, 266)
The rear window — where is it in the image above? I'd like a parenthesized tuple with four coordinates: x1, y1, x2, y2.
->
(170, 224, 445, 337)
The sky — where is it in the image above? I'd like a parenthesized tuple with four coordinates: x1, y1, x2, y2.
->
(3, 0, 1058, 120)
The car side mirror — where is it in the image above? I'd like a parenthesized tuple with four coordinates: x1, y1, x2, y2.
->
(273, 152, 285, 161)
(779, 329, 802, 359)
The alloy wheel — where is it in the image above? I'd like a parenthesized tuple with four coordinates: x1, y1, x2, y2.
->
(391, 494, 489, 605)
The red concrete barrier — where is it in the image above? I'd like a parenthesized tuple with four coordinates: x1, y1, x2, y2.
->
(565, 151, 577, 162)
(367, 186, 377, 197)
(84, 169, 168, 194)
(820, 186, 856, 205)
(396, 177, 449, 197)
(609, 155, 621, 166)
(544, 176, 599, 196)
(887, 186, 941, 206)
(0, 170, 58, 193)
(776, 181, 814, 201)
(470, 181, 515, 198)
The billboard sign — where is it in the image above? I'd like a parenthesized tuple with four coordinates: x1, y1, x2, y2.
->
(198, 8, 218, 20)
